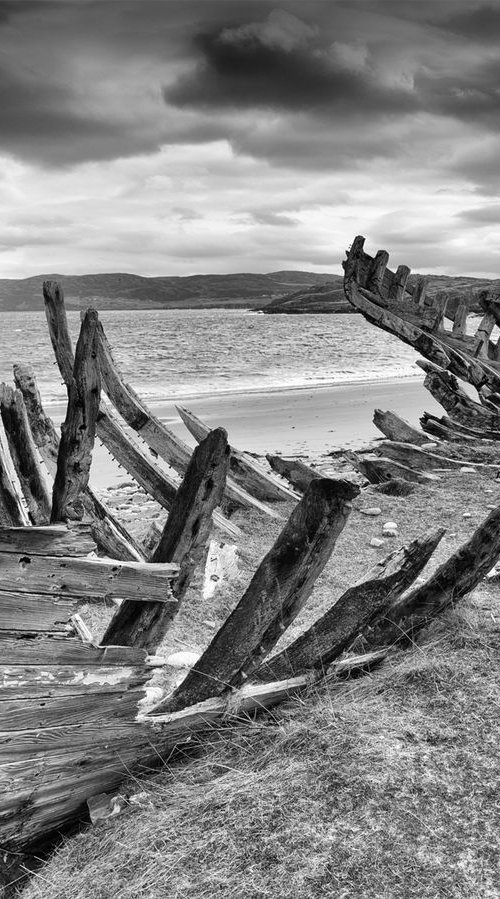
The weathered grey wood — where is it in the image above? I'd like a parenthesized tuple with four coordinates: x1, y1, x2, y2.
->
(1, 689, 145, 732)
(102, 429, 230, 650)
(412, 277, 428, 307)
(153, 478, 360, 713)
(418, 360, 500, 430)
(0, 664, 150, 699)
(378, 440, 499, 473)
(419, 413, 474, 443)
(372, 409, 429, 445)
(0, 551, 178, 601)
(0, 632, 150, 666)
(388, 264, 410, 301)
(452, 302, 468, 337)
(0, 423, 28, 527)
(265, 453, 319, 493)
(51, 308, 101, 522)
(367, 250, 389, 294)
(176, 405, 299, 503)
(0, 591, 78, 632)
(255, 528, 444, 681)
(428, 293, 449, 332)
(346, 451, 440, 485)
(0, 524, 95, 557)
(363, 504, 500, 648)
(14, 364, 145, 561)
(475, 311, 496, 357)
(439, 413, 500, 441)
(0, 385, 51, 525)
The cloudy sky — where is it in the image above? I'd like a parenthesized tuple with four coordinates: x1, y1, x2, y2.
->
(1, 0, 500, 278)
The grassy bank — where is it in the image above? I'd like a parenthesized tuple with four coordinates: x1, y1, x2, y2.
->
(14, 460, 500, 898)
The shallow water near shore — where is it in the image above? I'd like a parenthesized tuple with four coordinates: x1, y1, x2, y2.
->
(1, 308, 422, 406)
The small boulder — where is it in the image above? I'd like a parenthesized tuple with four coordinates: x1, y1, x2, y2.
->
(459, 467, 476, 474)
(360, 507, 382, 516)
(370, 537, 384, 547)
(462, 512, 472, 519)
(382, 521, 398, 537)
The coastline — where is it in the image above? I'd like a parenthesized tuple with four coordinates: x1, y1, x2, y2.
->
(78, 376, 443, 490)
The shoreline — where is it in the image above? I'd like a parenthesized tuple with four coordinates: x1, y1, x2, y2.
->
(82, 376, 443, 491)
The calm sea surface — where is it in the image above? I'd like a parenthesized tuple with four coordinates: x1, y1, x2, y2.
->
(0, 309, 422, 406)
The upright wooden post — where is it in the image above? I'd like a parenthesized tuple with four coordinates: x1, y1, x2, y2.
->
(388, 265, 410, 301)
(0, 384, 51, 525)
(0, 425, 29, 526)
(51, 309, 101, 522)
(152, 478, 360, 714)
(367, 250, 389, 295)
(412, 277, 428, 307)
(102, 428, 230, 650)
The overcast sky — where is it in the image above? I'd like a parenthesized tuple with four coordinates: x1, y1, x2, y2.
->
(1, 0, 500, 278)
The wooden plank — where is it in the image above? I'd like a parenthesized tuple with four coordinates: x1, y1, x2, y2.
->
(0, 420, 28, 526)
(102, 428, 230, 650)
(0, 689, 145, 731)
(363, 505, 500, 649)
(0, 591, 78, 631)
(0, 664, 150, 698)
(388, 264, 410, 301)
(153, 478, 360, 714)
(378, 440, 499, 473)
(0, 721, 148, 760)
(0, 632, 149, 666)
(176, 405, 299, 503)
(0, 551, 178, 600)
(0, 523, 95, 556)
(0, 384, 51, 525)
(366, 250, 389, 294)
(346, 451, 440, 485)
(418, 360, 500, 430)
(372, 409, 430, 445)
(266, 454, 319, 493)
(51, 308, 101, 522)
(452, 302, 468, 337)
(255, 529, 444, 680)
(13, 363, 145, 561)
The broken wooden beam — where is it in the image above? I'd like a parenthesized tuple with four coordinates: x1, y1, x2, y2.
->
(346, 451, 440, 485)
(372, 409, 429, 446)
(13, 363, 145, 561)
(51, 308, 101, 523)
(418, 360, 500, 430)
(255, 528, 444, 681)
(377, 440, 499, 474)
(0, 421, 30, 527)
(176, 405, 299, 504)
(102, 428, 230, 650)
(265, 453, 320, 493)
(152, 478, 360, 714)
(0, 524, 95, 557)
(0, 384, 51, 525)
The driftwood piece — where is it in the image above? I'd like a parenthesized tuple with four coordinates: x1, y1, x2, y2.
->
(0, 551, 178, 601)
(0, 633, 150, 666)
(176, 405, 299, 503)
(14, 364, 145, 561)
(378, 440, 499, 473)
(51, 309, 101, 522)
(0, 524, 95, 557)
(0, 385, 51, 525)
(255, 529, 444, 681)
(0, 425, 29, 527)
(372, 409, 429, 446)
(418, 360, 500, 430)
(0, 592, 79, 632)
(266, 453, 319, 493)
(102, 429, 230, 650)
(420, 413, 475, 443)
(362, 505, 500, 648)
(153, 478, 360, 714)
(346, 451, 440, 485)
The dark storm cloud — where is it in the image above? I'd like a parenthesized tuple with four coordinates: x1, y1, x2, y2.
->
(438, 3, 500, 41)
(416, 56, 500, 131)
(165, 22, 417, 117)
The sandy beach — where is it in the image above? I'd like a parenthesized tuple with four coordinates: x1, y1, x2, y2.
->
(71, 376, 444, 489)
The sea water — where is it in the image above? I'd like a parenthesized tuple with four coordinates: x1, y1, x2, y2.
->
(0, 308, 421, 406)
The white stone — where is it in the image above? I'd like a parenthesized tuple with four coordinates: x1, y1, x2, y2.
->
(460, 467, 476, 473)
(421, 442, 438, 449)
(487, 504, 497, 510)
(165, 651, 201, 669)
(360, 507, 382, 516)
(462, 512, 472, 519)
(370, 537, 384, 547)
(382, 521, 398, 536)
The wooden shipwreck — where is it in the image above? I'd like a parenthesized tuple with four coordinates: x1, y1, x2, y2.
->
(2, 276, 500, 860)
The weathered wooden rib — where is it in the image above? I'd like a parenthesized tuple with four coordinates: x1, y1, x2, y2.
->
(266, 453, 320, 493)
(0, 633, 151, 666)
(0, 551, 178, 601)
(372, 409, 430, 446)
(423, 412, 500, 442)
(102, 429, 230, 650)
(417, 360, 500, 430)
(255, 529, 444, 681)
(419, 413, 475, 443)
(0, 384, 51, 525)
(343, 235, 500, 399)
(0, 523, 95, 557)
(0, 664, 150, 699)
(152, 478, 360, 714)
(43, 283, 282, 519)
(377, 440, 499, 473)
(346, 451, 440, 485)
(51, 308, 101, 523)
(176, 404, 299, 503)
(0, 419, 29, 527)
(14, 363, 145, 561)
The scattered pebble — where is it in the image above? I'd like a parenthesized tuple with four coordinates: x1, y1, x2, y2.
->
(165, 651, 201, 669)
(370, 537, 384, 547)
(203, 619, 217, 628)
(382, 521, 398, 537)
(462, 512, 472, 519)
(460, 467, 476, 473)
(487, 504, 497, 510)
(360, 507, 382, 516)
(421, 442, 438, 449)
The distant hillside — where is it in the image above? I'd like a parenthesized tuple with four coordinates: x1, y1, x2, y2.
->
(261, 278, 350, 314)
(262, 273, 500, 315)
(0, 270, 337, 312)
